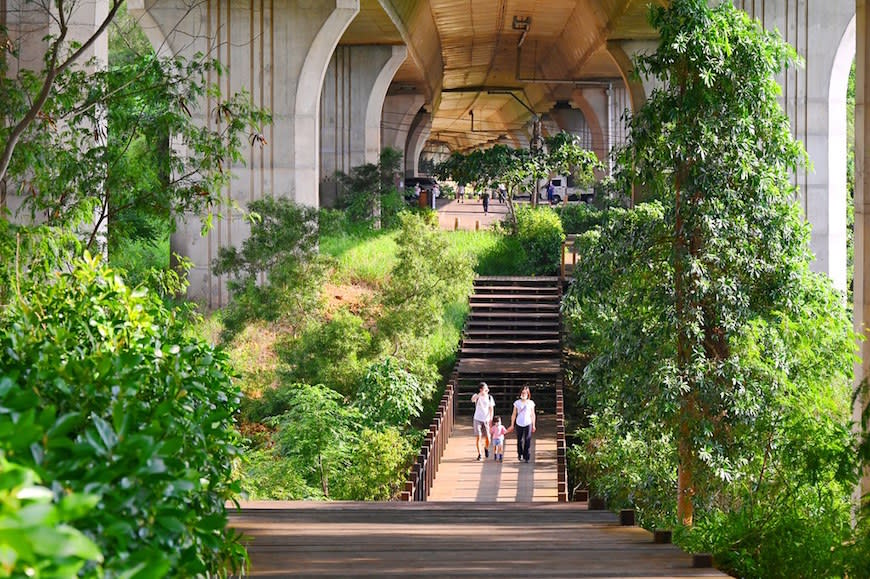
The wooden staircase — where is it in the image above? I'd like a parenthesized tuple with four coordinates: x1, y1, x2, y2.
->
(456, 276, 562, 415)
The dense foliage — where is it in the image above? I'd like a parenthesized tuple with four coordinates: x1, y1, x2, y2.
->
(0, 251, 246, 576)
(562, 0, 866, 575)
(514, 206, 565, 275)
(230, 206, 474, 500)
(334, 147, 405, 228)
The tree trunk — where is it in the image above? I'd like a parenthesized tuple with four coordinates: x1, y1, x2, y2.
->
(677, 415, 694, 526)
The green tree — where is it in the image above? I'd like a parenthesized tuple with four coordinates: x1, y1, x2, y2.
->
(273, 383, 360, 498)
(213, 196, 325, 337)
(377, 212, 473, 348)
(355, 358, 425, 428)
(618, 0, 812, 526)
(334, 147, 404, 228)
(1, 2, 269, 250)
(565, 203, 859, 575)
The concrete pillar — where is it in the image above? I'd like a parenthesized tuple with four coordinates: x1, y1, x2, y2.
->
(382, 93, 425, 158)
(605, 40, 658, 114)
(320, 44, 405, 206)
(131, 0, 359, 306)
(738, 0, 852, 292)
(855, 0, 870, 507)
(405, 107, 431, 176)
(567, 89, 608, 171)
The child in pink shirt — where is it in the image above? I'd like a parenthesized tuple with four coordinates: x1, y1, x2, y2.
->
(490, 416, 507, 462)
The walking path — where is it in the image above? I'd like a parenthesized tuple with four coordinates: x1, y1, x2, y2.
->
(435, 197, 509, 230)
(427, 415, 558, 501)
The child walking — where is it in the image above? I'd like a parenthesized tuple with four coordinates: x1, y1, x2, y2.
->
(490, 416, 507, 461)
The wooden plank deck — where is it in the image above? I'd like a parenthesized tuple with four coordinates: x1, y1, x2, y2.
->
(229, 502, 729, 577)
(427, 414, 558, 502)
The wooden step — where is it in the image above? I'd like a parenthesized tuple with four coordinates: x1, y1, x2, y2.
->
(468, 311, 559, 319)
(472, 287, 561, 295)
(457, 358, 561, 375)
(470, 293, 560, 302)
(466, 319, 559, 335)
(461, 339, 560, 347)
(469, 301, 559, 310)
(460, 347, 561, 356)
(464, 329, 557, 338)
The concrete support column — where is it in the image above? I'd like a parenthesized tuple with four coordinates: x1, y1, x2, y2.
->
(567, 89, 608, 172)
(320, 44, 406, 206)
(605, 40, 659, 114)
(802, 13, 853, 293)
(738, 0, 851, 292)
(405, 108, 431, 177)
(855, 0, 870, 507)
(382, 93, 425, 158)
(133, 0, 359, 306)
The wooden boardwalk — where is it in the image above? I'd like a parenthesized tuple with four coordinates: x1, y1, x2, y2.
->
(230, 502, 729, 577)
(427, 414, 558, 501)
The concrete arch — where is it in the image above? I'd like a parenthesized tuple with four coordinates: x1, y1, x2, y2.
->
(826, 15, 855, 293)
(605, 41, 646, 113)
(365, 46, 407, 163)
(570, 90, 607, 167)
(294, 1, 359, 207)
(405, 107, 431, 176)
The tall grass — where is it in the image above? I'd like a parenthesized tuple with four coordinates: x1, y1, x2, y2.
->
(321, 228, 398, 285)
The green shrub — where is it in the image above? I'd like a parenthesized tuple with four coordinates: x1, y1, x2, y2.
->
(355, 358, 425, 427)
(555, 202, 605, 234)
(237, 448, 319, 500)
(0, 254, 245, 576)
(213, 196, 325, 338)
(515, 205, 565, 275)
(332, 427, 413, 500)
(279, 309, 372, 395)
(474, 234, 528, 275)
(0, 456, 104, 577)
(272, 383, 361, 498)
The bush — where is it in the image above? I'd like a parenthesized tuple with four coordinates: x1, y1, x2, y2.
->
(515, 205, 565, 275)
(355, 358, 425, 427)
(555, 202, 605, 234)
(237, 448, 319, 500)
(0, 254, 245, 576)
(331, 427, 413, 500)
(0, 456, 103, 577)
(278, 309, 372, 395)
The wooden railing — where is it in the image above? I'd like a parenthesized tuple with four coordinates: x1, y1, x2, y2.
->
(556, 377, 569, 502)
(400, 376, 456, 501)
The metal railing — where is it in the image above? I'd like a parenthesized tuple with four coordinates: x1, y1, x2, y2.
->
(400, 376, 456, 501)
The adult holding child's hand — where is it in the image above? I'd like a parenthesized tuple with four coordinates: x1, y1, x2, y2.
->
(507, 386, 536, 462)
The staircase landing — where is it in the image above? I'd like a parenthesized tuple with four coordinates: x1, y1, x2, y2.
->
(230, 502, 729, 577)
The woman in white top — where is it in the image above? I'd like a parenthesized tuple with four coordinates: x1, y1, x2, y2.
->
(507, 386, 536, 462)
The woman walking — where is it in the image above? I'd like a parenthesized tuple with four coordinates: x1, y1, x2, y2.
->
(507, 386, 536, 462)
